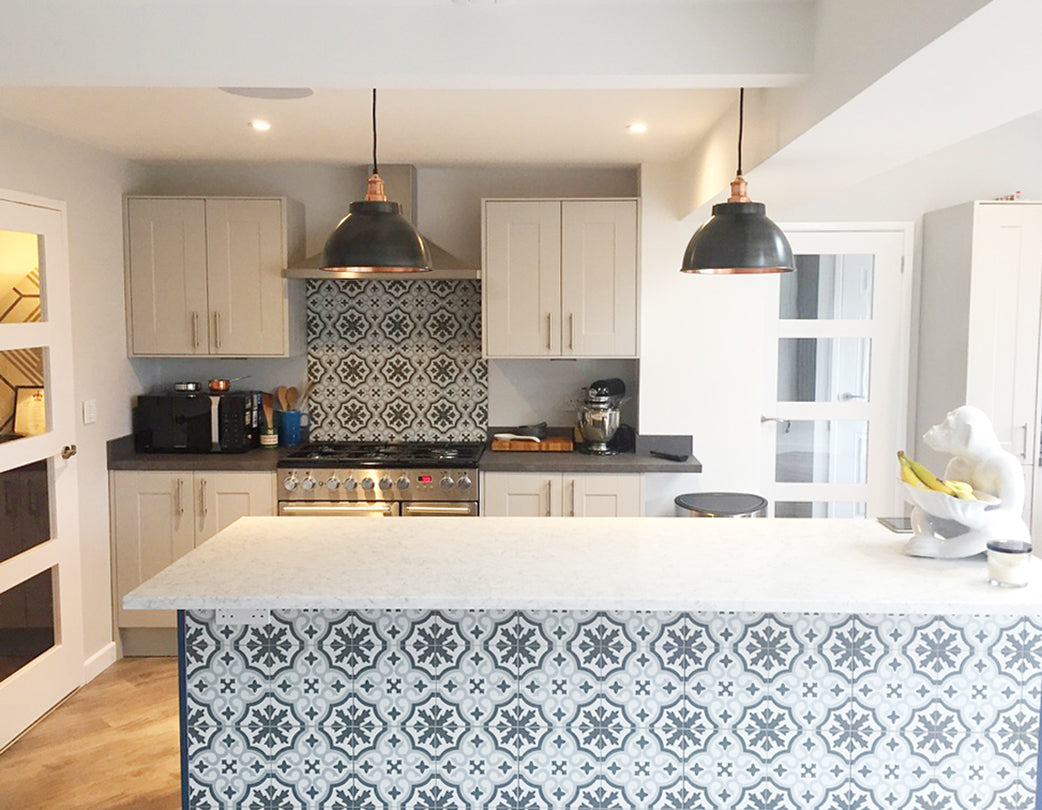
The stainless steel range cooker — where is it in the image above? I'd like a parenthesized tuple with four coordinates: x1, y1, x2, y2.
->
(277, 441, 483, 517)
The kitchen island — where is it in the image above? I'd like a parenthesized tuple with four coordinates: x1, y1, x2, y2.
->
(125, 517, 1042, 809)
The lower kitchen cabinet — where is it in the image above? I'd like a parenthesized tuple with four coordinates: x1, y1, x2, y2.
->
(481, 472, 643, 517)
(111, 470, 275, 628)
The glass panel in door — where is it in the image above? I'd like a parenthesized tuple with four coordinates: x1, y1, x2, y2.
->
(761, 228, 912, 518)
(0, 191, 81, 750)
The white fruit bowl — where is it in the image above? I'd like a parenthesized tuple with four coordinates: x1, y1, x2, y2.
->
(900, 481, 1000, 523)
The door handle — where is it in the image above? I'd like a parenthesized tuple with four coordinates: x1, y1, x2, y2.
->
(176, 478, 184, 516)
(839, 392, 866, 401)
(1021, 422, 1029, 459)
(545, 479, 552, 517)
(199, 478, 208, 517)
(546, 313, 552, 351)
(569, 478, 575, 517)
(569, 313, 574, 350)
(60, 444, 77, 459)
(213, 311, 221, 351)
(760, 416, 790, 434)
(192, 311, 200, 349)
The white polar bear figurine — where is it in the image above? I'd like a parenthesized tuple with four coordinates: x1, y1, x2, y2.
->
(905, 405, 1030, 558)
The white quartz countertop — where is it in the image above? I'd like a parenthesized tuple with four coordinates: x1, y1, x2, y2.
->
(123, 517, 1042, 614)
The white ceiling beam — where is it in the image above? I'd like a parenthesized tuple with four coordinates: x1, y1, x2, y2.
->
(748, 0, 1042, 214)
(0, 1, 812, 89)
(673, 0, 1031, 218)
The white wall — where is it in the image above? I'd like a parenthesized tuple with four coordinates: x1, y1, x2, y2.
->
(0, 116, 144, 673)
(416, 166, 638, 269)
(638, 111, 1042, 502)
(134, 161, 641, 420)
(488, 359, 638, 429)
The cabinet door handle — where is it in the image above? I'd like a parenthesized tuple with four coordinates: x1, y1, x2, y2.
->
(546, 312, 552, 351)
(199, 478, 208, 517)
(545, 479, 552, 516)
(192, 311, 200, 349)
(213, 311, 222, 351)
(569, 313, 574, 350)
(176, 478, 184, 516)
(1022, 422, 1030, 459)
(570, 478, 575, 516)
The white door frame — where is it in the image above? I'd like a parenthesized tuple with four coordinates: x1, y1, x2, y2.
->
(0, 188, 82, 750)
(761, 222, 915, 518)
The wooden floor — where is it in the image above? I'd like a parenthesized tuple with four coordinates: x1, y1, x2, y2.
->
(0, 657, 180, 810)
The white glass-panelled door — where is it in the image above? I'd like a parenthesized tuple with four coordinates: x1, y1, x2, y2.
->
(760, 225, 913, 518)
(0, 190, 82, 750)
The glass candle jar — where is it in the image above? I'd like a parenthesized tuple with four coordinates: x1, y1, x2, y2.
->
(986, 540, 1033, 588)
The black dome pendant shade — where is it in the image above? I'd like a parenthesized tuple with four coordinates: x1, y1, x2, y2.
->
(322, 90, 432, 274)
(681, 89, 794, 275)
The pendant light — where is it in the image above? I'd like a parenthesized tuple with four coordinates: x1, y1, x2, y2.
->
(322, 89, 432, 274)
(681, 88, 794, 275)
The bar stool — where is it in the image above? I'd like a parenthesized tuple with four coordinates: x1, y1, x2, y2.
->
(674, 492, 768, 518)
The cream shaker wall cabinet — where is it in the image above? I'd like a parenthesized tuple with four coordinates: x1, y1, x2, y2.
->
(480, 471, 643, 517)
(111, 471, 276, 628)
(125, 196, 305, 356)
(915, 201, 1042, 527)
(483, 199, 638, 358)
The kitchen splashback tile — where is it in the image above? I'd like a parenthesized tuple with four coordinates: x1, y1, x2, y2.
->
(306, 279, 487, 442)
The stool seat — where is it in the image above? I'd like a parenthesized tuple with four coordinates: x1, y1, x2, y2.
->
(674, 492, 767, 517)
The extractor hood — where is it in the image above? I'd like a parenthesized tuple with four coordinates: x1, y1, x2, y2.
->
(284, 165, 479, 280)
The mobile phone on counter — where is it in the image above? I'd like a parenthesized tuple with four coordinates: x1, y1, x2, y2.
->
(877, 517, 913, 533)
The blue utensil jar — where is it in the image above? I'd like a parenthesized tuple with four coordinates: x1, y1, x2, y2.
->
(277, 410, 308, 447)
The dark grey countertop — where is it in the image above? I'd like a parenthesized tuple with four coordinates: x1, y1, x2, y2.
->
(108, 435, 703, 475)
(108, 435, 284, 471)
(477, 449, 702, 474)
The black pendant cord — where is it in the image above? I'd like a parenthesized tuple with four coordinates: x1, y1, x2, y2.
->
(371, 88, 378, 175)
(737, 87, 744, 176)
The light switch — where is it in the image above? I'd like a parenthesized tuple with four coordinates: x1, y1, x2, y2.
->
(82, 399, 97, 425)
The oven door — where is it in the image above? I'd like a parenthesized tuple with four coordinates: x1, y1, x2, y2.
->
(278, 501, 399, 517)
(401, 502, 479, 517)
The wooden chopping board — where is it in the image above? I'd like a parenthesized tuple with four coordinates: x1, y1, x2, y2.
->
(490, 434, 574, 452)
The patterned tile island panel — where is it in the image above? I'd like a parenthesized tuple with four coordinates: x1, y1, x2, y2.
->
(181, 609, 1041, 809)
(305, 279, 487, 442)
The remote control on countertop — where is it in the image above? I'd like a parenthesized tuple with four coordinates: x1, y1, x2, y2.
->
(649, 449, 690, 462)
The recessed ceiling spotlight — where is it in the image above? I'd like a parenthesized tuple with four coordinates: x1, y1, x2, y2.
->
(627, 122, 648, 134)
(249, 119, 272, 132)
(221, 87, 313, 100)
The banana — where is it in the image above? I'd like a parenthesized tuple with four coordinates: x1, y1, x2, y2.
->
(897, 451, 955, 495)
(945, 480, 976, 500)
(898, 453, 927, 489)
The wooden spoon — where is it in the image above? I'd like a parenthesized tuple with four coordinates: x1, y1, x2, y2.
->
(275, 386, 289, 411)
(260, 392, 274, 429)
(298, 381, 312, 409)
(286, 386, 300, 411)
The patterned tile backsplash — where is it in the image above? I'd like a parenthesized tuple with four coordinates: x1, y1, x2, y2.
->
(182, 608, 1041, 810)
(305, 279, 487, 442)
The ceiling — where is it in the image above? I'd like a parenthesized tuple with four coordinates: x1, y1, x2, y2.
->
(0, 87, 737, 166)
(0, 0, 812, 168)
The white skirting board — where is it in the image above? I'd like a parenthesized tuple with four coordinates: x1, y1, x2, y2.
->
(82, 641, 118, 684)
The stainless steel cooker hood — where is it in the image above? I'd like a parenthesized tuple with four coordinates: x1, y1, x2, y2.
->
(284, 165, 478, 280)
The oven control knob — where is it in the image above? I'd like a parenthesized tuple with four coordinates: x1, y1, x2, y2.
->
(457, 475, 473, 490)
(301, 473, 317, 491)
(283, 473, 299, 491)
(439, 475, 454, 490)
(325, 475, 340, 490)
(360, 477, 375, 491)
(342, 477, 357, 490)
(396, 477, 410, 490)
(379, 476, 393, 490)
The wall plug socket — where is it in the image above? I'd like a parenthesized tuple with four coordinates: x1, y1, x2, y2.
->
(215, 608, 271, 627)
